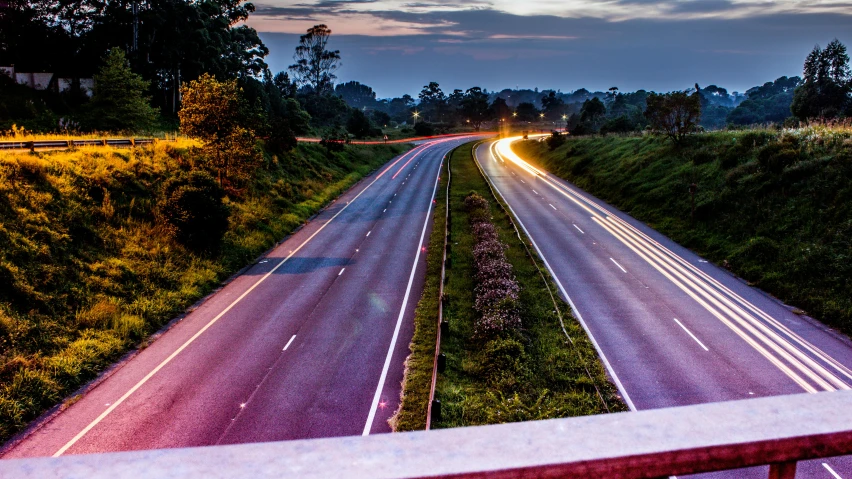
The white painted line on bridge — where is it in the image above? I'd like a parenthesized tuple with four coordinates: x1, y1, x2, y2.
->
(673, 318, 709, 351)
(610, 258, 627, 273)
(283, 335, 296, 351)
(824, 463, 843, 479)
(573, 224, 585, 234)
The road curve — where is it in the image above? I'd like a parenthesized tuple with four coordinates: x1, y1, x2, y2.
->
(2, 136, 485, 459)
(476, 137, 852, 479)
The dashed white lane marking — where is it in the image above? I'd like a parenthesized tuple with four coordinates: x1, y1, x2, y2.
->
(520, 179, 526, 183)
(673, 318, 709, 351)
(823, 463, 843, 479)
(383, 209, 386, 212)
(549, 204, 556, 210)
(283, 335, 296, 351)
(532, 189, 539, 195)
(610, 257, 627, 273)
(338, 268, 345, 276)
(573, 224, 585, 234)
(366, 231, 371, 237)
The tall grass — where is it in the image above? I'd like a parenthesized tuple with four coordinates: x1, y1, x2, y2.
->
(0, 140, 409, 442)
(515, 125, 852, 336)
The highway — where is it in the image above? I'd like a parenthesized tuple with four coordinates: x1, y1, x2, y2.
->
(1, 135, 482, 458)
(476, 137, 852, 479)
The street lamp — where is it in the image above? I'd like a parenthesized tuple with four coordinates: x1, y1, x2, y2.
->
(512, 112, 517, 118)
(413, 111, 420, 126)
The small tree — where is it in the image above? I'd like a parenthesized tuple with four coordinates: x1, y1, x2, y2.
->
(644, 91, 702, 144)
(159, 170, 230, 252)
(179, 73, 261, 187)
(86, 48, 158, 132)
(346, 109, 373, 138)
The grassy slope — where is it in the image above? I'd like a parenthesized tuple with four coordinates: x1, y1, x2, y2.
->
(514, 127, 852, 337)
(394, 143, 625, 432)
(0, 140, 409, 442)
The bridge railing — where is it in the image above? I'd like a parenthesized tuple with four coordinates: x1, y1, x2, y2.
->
(2, 390, 850, 478)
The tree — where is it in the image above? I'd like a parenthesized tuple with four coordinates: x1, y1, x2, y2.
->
(515, 102, 539, 122)
(418, 82, 447, 123)
(644, 91, 702, 144)
(85, 48, 158, 131)
(159, 170, 230, 252)
(728, 76, 801, 125)
(791, 39, 851, 119)
(541, 91, 566, 120)
(335, 81, 377, 109)
(490, 97, 511, 121)
(289, 24, 341, 95)
(578, 97, 606, 132)
(179, 73, 260, 187)
(460, 87, 491, 131)
(346, 109, 373, 138)
(273, 72, 297, 99)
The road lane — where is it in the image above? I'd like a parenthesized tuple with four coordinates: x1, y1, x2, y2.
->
(475, 137, 852, 478)
(2, 136, 483, 459)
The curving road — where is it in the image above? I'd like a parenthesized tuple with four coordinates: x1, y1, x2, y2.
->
(1, 135, 484, 459)
(476, 137, 852, 479)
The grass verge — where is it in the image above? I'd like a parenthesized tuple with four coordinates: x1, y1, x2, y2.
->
(0, 140, 410, 443)
(393, 142, 626, 431)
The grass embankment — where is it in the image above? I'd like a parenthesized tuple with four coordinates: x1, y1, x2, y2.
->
(0, 140, 410, 442)
(393, 143, 625, 432)
(514, 125, 852, 336)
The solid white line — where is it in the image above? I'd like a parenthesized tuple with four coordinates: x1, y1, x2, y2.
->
(50, 143, 425, 457)
(366, 231, 371, 237)
(474, 144, 637, 411)
(610, 257, 627, 273)
(673, 318, 709, 351)
(573, 224, 585, 234)
(549, 204, 557, 210)
(824, 463, 843, 479)
(283, 335, 296, 351)
(363, 151, 442, 435)
(338, 268, 345, 276)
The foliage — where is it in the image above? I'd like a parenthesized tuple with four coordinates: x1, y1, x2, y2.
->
(514, 124, 852, 337)
(460, 87, 491, 131)
(791, 39, 852, 120)
(84, 48, 158, 132)
(289, 24, 341, 96)
(644, 91, 702, 144)
(0, 139, 410, 442)
(335, 81, 377, 109)
(727, 76, 801, 126)
(414, 121, 436, 136)
(346, 109, 374, 138)
(159, 170, 230, 252)
(179, 73, 261, 187)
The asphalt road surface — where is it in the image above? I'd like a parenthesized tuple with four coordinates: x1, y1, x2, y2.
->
(476, 137, 852, 479)
(2, 135, 482, 459)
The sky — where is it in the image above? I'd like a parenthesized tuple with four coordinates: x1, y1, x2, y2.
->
(248, 0, 852, 98)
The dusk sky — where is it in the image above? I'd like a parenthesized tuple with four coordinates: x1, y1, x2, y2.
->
(248, 1, 852, 98)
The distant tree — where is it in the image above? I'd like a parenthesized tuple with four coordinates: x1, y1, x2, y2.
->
(386, 94, 415, 123)
(346, 109, 373, 138)
(791, 39, 852, 119)
(289, 24, 341, 95)
(460, 86, 491, 131)
(335, 81, 377, 109)
(419, 82, 447, 122)
(644, 91, 702, 144)
(85, 48, 158, 131)
(371, 110, 391, 127)
(541, 91, 566, 119)
(179, 73, 260, 187)
(515, 102, 539, 122)
(273, 72, 297, 99)
(578, 97, 606, 131)
(490, 97, 511, 121)
(727, 76, 801, 125)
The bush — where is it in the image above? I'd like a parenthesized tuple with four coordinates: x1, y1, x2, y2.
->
(546, 131, 566, 150)
(159, 171, 230, 252)
(757, 143, 801, 174)
(414, 121, 435, 136)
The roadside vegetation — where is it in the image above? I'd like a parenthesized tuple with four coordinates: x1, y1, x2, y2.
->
(515, 123, 852, 337)
(0, 139, 409, 443)
(393, 144, 625, 431)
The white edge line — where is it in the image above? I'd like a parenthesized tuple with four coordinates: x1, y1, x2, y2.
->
(363, 150, 443, 435)
(283, 335, 296, 351)
(823, 463, 843, 479)
(573, 224, 585, 234)
(610, 257, 628, 273)
(51, 145, 424, 457)
(673, 318, 710, 352)
(475, 143, 637, 412)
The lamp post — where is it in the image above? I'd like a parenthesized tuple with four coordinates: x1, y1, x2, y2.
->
(413, 111, 420, 126)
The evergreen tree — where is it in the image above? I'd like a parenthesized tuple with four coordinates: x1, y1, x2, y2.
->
(86, 48, 158, 131)
(791, 39, 851, 119)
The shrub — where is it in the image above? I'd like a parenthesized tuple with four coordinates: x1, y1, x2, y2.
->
(414, 122, 435, 136)
(757, 143, 801, 174)
(159, 171, 230, 252)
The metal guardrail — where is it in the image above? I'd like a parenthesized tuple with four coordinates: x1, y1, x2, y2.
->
(0, 138, 158, 151)
(1, 390, 850, 478)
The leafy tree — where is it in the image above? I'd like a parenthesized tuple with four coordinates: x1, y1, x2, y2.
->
(792, 39, 851, 119)
(644, 91, 702, 144)
(541, 91, 566, 120)
(346, 109, 374, 138)
(85, 48, 158, 131)
(728, 76, 801, 125)
(159, 170, 230, 252)
(418, 82, 447, 123)
(289, 24, 340, 95)
(179, 73, 260, 187)
(460, 87, 491, 131)
(335, 81, 377, 109)
(490, 97, 511, 121)
(371, 110, 390, 127)
(385, 94, 415, 123)
(515, 102, 539, 122)
(273, 72, 297, 99)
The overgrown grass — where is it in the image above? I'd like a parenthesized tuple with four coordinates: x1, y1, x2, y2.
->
(0, 140, 410, 442)
(515, 125, 852, 337)
(394, 143, 625, 431)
